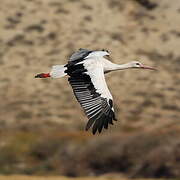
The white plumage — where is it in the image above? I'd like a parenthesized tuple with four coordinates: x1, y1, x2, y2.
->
(50, 65, 67, 78)
(35, 48, 156, 134)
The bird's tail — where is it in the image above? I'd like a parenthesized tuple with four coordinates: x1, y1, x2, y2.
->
(50, 65, 67, 78)
(35, 65, 67, 79)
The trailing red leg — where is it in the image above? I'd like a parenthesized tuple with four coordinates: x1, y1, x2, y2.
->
(35, 73, 50, 78)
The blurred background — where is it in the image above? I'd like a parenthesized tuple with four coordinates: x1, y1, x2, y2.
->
(0, 0, 180, 179)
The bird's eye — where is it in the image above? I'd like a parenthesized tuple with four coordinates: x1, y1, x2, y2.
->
(102, 49, 109, 53)
(136, 63, 140, 65)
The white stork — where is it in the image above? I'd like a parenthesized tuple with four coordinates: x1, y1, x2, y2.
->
(35, 48, 156, 134)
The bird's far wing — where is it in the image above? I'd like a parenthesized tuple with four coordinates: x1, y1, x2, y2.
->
(68, 60, 116, 134)
(69, 48, 93, 62)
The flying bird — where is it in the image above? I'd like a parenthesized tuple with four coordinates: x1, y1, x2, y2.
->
(35, 48, 156, 134)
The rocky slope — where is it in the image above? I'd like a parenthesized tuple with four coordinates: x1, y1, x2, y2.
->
(0, 0, 179, 177)
(0, 0, 179, 132)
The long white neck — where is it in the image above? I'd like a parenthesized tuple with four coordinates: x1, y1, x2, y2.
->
(111, 63, 131, 70)
(103, 60, 132, 73)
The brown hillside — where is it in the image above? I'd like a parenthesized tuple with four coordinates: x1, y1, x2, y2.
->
(0, 0, 179, 131)
(0, 0, 179, 132)
(0, 0, 179, 178)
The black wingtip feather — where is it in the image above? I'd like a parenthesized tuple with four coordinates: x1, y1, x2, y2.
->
(87, 114, 112, 134)
(104, 118, 109, 129)
(85, 118, 95, 131)
(92, 120, 99, 135)
(98, 115, 106, 133)
(87, 111, 117, 134)
(86, 109, 102, 131)
(113, 113, 117, 121)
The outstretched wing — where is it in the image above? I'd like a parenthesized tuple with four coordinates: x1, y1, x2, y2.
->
(69, 48, 93, 62)
(67, 59, 116, 134)
(69, 48, 110, 63)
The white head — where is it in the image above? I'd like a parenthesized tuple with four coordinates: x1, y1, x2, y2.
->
(128, 61, 157, 70)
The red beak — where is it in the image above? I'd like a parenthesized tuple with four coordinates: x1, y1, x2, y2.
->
(141, 65, 157, 70)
